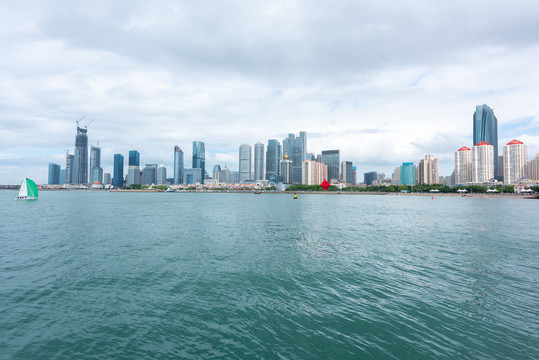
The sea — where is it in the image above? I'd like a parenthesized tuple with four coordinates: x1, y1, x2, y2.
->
(0, 190, 538, 359)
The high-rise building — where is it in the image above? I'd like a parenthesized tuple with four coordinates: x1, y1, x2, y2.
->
(103, 173, 111, 185)
(59, 169, 66, 185)
(302, 160, 328, 185)
(418, 155, 439, 185)
(239, 144, 252, 183)
(174, 146, 184, 185)
(73, 126, 88, 184)
(216, 166, 231, 184)
(129, 150, 140, 167)
(527, 153, 539, 181)
(471, 141, 494, 183)
(364, 171, 378, 186)
(184, 168, 202, 184)
(112, 154, 124, 188)
(48, 163, 60, 185)
(266, 139, 281, 182)
(341, 161, 353, 184)
(127, 166, 141, 186)
(473, 104, 499, 178)
(280, 152, 293, 184)
(230, 171, 240, 184)
(157, 164, 167, 185)
(454, 147, 472, 185)
(291, 131, 307, 184)
(142, 164, 158, 185)
(321, 150, 340, 181)
(400, 162, 416, 186)
(65, 152, 74, 184)
(254, 142, 264, 181)
(352, 166, 357, 185)
(192, 141, 205, 185)
(212, 165, 222, 179)
(392, 166, 400, 184)
(503, 140, 528, 185)
(89, 145, 103, 185)
(497, 155, 504, 181)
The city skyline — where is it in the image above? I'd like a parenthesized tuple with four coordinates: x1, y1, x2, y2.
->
(1, 1, 539, 184)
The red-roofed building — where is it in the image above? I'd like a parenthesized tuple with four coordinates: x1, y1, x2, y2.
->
(472, 142, 494, 183)
(455, 147, 472, 184)
(504, 140, 528, 184)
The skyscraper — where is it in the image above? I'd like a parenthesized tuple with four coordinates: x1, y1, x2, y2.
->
(364, 171, 378, 186)
(142, 164, 158, 185)
(239, 144, 252, 182)
(113, 154, 124, 188)
(192, 141, 205, 185)
(400, 162, 416, 186)
(127, 166, 141, 186)
(48, 163, 60, 185)
(321, 150, 340, 181)
(265, 139, 281, 182)
(89, 145, 103, 185)
(527, 153, 539, 181)
(341, 161, 353, 184)
(129, 150, 140, 167)
(292, 131, 307, 184)
(302, 160, 328, 185)
(157, 164, 167, 185)
(471, 141, 494, 183)
(65, 152, 74, 184)
(254, 142, 264, 181)
(73, 126, 88, 184)
(418, 155, 439, 185)
(503, 139, 527, 185)
(454, 147, 472, 185)
(174, 146, 184, 185)
(212, 165, 222, 180)
(280, 151, 293, 184)
(473, 104, 499, 178)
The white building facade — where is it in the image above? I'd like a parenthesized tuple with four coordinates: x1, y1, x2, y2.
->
(471, 141, 495, 183)
(454, 146, 472, 185)
(503, 139, 528, 184)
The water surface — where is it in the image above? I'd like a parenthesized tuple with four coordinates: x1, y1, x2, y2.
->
(1, 191, 538, 359)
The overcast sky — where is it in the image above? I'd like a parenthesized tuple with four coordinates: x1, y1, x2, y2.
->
(1, 0, 538, 184)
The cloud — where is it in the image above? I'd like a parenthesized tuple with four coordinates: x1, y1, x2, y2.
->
(0, 1, 539, 183)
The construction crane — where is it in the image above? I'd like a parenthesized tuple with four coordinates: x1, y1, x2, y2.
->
(76, 115, 86, 127)
(85, 119, 94, 129)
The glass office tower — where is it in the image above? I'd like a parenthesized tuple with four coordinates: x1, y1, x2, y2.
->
(129, 150, 140, 167)
(192, 141, 205, 184)
(89, 145, 103, 184)
(400, 162, 416, 186)
(321, 150, 340, 181)
(239, 144, 252, 182)
(113, 154, 124, 188)
(74, 126, 88, 184)
(48, 163, 60, 185)
(174, 146, 184, 185)
(254, 142, 264, 181)
(473, 104, 499, 178)
(265, 139, 281, 182)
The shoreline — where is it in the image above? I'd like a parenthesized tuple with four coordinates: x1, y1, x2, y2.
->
(2, 188, 537, 199)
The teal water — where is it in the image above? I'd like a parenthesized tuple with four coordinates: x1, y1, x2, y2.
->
(0, 191, 538, 359)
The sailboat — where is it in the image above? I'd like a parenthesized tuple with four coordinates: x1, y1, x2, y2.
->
(16, 178, 39, 200)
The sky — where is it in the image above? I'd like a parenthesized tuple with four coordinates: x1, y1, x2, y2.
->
(1, 0, 538, 184)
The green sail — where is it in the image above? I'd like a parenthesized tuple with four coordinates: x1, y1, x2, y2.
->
(26, 178, 38, 198)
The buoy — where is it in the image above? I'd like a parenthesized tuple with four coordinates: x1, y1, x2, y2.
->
(432, 196, 433, 199)
(294, 193, 297, 199)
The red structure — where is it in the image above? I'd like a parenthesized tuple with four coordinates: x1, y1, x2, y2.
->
(320, 179, 331, 191)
